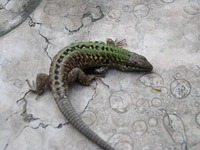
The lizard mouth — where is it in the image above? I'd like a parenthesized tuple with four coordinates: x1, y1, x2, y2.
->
(134, 62, 153, 72)
(142, 64, 153, 71)
(143, 63, 153, 71)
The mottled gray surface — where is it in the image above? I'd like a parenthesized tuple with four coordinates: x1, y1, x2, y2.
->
(0, 0, 200, 150)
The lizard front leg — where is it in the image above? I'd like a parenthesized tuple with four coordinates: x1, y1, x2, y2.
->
(93, 66, 108, 74)
(68, 68, 103, 86)
(106, 38, 127, 48)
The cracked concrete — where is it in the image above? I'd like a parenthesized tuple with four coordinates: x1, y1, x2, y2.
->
(0, 0, 200, 150)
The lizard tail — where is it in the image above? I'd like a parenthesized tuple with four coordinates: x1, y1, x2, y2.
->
(56, 95, 115, 150)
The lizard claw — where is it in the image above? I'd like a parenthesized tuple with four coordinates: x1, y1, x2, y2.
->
(26, 79, 37, 93)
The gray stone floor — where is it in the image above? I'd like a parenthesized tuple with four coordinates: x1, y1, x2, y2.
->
(0, 0, 200, 150)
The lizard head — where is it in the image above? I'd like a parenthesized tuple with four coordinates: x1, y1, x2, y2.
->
(118, 52, 153, 72)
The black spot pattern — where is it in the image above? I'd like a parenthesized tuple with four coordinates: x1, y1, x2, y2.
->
(64, 51, 68, 55)
(56, 64, 60, 69)
(54, 75, 59, 80)
(55, 81, 60, 85)
(57, 59, 62, 63)
(54, 70, 59, 74)
(80, 45, 85, 49)
(60, 55, 64, 59)
(95, 45, 99, 49)
(90, 45, 94, 49)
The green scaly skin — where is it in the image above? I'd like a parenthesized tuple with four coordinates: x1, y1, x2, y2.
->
(30, 40, 153, 150)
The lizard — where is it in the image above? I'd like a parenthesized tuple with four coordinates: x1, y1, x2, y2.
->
(27, 38, 153, 150)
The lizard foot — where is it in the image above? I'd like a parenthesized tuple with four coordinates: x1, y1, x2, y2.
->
(26, 73, 50, 96)
(106, 38, 127, 48)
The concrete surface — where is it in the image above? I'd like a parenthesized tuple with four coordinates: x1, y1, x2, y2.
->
(0, 0, 200, 150)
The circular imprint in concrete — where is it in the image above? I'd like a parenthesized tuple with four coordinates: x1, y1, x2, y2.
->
(184, 23, 199, 42)
(171, 131, 185, 144)
(44, 2, 62, 16)
(114, 142, 133, 150)
(163, 114, 186, 144)
(108, 133, 133, 150)
(108, 9, 121, 19)
(195, 112, 200, 126)
(81, 111, 96, 126)
(170, 79, 191, 99)
(122, 5, 133, 12)
(109, 91, 132, 113)
(183, 2, 200, 15)
(76, 140, 87, 149)
(151, 97, 162, 107)
(161, 87, 168, 94)
(148, 117, 158, 127)
(140, 73, 164, 87)
(125, 26, 136, 35)
(136, 98, 149, 112)
(136, 19, 157, 33)
(160, 0, 175, 3)
(193, 89, 200, 97)
(133, 4, 150, 18)
(132, 120, 147, 136)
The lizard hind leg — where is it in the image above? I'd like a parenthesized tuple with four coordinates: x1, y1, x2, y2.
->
(27, 73, 50, 95)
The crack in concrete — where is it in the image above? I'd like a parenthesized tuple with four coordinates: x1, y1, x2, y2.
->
(3, 142, 9, 150)
(99, 78, 110, 89)
(38, 32, 53, 61)
(65, 23, 84, 33)
(81, 81, 98, 114)
(28, 16, 42, 27)
(17, 91, 39, 122)
(28, 17, 52, 62)
(4, 142, 9, 150)
(17, 90, 69, 125)
(15, 121, 69, 140)
(65, 6, 104, 33)
(82, 6, 104, 22)
(0, 0, 11, 10)
(4, 91, 69, 150)
(3, 119, 68, 150)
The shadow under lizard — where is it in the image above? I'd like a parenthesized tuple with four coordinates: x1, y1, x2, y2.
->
(28, 39, 153, 150)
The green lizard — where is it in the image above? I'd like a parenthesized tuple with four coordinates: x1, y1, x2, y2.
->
(28, 39, 153, 150)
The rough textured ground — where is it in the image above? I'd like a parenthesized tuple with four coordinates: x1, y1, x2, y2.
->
(0, 0, 200, 150)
